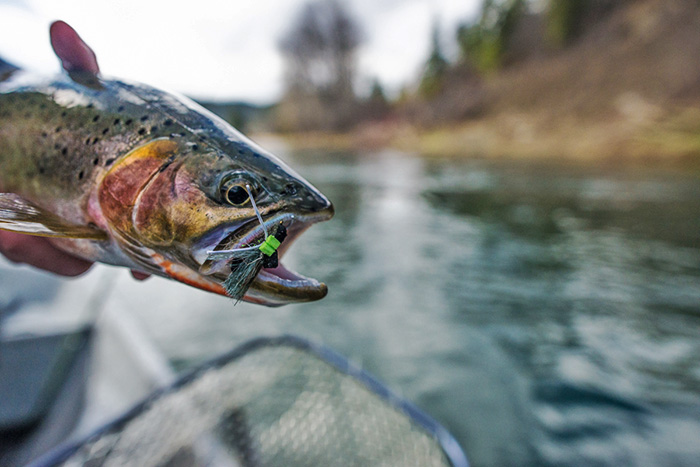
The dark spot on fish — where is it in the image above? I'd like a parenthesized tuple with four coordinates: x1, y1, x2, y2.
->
(93, 115, 100, 122)
(61, 111, 67, 117)
(102, 128, 109, 135)
(140, 115, 149, 122)
(87, 103, 94, 109)
(284, 183, 297, 195)
(93, 158, 99, 165)
(55, 126, 62, 132)
(54, 143, 61, 150)
(38, 166, 45, 174)
(192, 144, 199, 151)
(150, 126, 158, 132)
(41, 132, 48, 138)
(117, 105, 125, 112)
(138, 128, 146, 135)
(78, 171, 84, 180)
(105, 158, 116, 166)
(85, 138, 91, 145)
(262, 176, 269, 182)
(125, 118, 133, 125)
(93, 137, 100, 144)
(199, 136, 207, 142)
(164, 119, 173, 126)
(113, 119, 120, 126)
(61, 147, 67, 156)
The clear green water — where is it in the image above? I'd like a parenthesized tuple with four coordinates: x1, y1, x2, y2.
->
(3, 147, 700, 466)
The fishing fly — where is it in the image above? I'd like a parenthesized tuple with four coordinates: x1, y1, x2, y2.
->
(206, 185, 287, 301)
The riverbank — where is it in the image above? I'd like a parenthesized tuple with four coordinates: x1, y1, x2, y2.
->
(269, 105, 700, 168)
(266, 0, 700, 169)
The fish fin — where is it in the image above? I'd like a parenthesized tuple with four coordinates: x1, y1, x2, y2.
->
(49, 21, 100, 75)
(0, 57, 19, 82)
(0, 193, 107, 240)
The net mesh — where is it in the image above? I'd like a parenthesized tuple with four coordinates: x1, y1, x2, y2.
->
(57, 341, 454, 467)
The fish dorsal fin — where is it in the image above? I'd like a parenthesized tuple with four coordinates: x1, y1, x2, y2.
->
(49, 20, 100, 75)
(0, 193, 107, 240)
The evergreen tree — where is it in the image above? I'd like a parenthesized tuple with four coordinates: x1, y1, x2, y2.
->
(419, 21, 449, 97)
(456, 0, 525, 73)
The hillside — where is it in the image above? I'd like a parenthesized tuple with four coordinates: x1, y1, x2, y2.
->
(280, 0, 700, 165)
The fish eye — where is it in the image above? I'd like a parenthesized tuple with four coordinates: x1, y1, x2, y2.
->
(220, 177, 253, 206)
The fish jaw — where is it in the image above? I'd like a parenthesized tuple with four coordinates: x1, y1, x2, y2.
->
(245, 210, 332, 306)
(246, 266, 329, 306)
(193, 207, 332, 306)
(150, 251, 228, 296)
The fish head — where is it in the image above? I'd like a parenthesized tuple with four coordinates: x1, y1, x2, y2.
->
(98, 135, 333, 306)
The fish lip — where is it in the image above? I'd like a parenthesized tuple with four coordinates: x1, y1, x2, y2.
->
(193, 211, 329, 305)
(195, 211, 321, 260)
(244, 275, 328, 307)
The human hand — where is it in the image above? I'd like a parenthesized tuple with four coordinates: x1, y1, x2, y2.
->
(0, 231, 149, 280)
(0, 231, 92, 276)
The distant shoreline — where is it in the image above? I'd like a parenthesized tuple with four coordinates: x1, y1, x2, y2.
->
(249, 0, 700, 171)
(260, 110, 700, 170)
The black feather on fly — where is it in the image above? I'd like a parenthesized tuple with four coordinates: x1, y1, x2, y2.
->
(222, 222, 286, 301)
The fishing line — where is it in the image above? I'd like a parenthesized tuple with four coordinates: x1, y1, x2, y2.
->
(206, 184, 286, 301)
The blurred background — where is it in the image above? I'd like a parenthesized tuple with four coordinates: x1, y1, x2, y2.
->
(2, 0, 700, 465)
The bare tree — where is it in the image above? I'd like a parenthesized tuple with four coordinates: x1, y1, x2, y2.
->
(277, 0, 363, 131)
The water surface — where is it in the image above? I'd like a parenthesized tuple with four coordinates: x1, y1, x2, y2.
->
(150, 148, 700, 466)
(4, 147, 700, 466)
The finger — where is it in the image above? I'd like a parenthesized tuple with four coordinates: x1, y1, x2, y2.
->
(0, 231, 93, 277)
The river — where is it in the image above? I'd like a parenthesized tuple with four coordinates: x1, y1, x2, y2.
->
(3, 144, 700, 466)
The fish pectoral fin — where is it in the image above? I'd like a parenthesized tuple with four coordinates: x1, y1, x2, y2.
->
(0, 193, 107, 240)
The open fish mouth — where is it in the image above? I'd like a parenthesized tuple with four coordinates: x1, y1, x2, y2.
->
(195, 212, 327, 305)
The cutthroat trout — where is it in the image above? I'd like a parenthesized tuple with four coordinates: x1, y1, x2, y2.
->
(0, 21, 333, 306)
